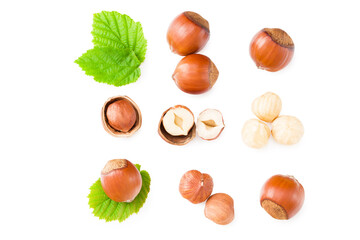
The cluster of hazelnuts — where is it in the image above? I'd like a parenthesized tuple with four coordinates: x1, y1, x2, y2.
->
(242, 92, 304, 148)
(168, 12, 296, 96)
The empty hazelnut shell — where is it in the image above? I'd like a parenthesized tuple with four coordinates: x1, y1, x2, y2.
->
(101, 96, 142, 137)
(158, 105, 196, 145)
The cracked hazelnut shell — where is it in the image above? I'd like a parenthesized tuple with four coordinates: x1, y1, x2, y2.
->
(101, 96, 142, 137)
(158, 105, 196, 145)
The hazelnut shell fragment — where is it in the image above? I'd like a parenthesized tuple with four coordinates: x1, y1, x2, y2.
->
(158, 105, 196, 145)
(101, 96, 142, 137)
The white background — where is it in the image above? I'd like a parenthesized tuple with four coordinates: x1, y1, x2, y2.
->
(1, 0, 359, 239)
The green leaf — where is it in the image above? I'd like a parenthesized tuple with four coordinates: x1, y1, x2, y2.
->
(75, 46, 141, 87)
(92, 11, 147, 63)
(88, 165, 151, 222)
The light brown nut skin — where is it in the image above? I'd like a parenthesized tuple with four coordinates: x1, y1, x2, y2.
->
(179, 170, 213, 204)
(205, 193, 234, 225)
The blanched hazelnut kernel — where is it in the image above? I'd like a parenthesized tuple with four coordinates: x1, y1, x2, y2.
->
(252, 92, 282, 122)
(242, 119, 270, 148)
(271, 115, 304, 145)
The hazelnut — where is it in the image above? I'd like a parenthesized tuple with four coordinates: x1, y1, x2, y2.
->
(250, 28, 294, 72)
(271, 115, 304, 145)
(101, 159, 142, 203)
(172, 54, 219, 94)
(196, 109, 225, 140)
(167, 11, 210, 56)
(106, 99, 136, 132)
(158, 105, 196, 145)
(179, 170, 213, 204)
(101, 96, 142, 137)
(204, 193, 234, 225)
(242, 119, 270, 148)
(260, 174, 305, 220)
(252, 92, 282, 122)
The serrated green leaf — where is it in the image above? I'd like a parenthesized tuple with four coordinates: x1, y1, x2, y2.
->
(88, 165, 151, 222)
(75, 46, 141, 87)
(92, 11, 147, 63)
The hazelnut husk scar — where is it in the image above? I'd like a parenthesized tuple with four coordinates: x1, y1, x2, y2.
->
(101, 96, 142, 137)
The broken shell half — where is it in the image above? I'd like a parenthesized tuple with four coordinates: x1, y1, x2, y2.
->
(196, 109, 225, 140)
(158, 105, 196, 145)
(101, 96, 142, 137)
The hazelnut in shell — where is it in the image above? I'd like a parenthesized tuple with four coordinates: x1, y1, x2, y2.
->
(172, 54, 219, 94)
(101, 159, 142, 203)
(250, 28, 294, 72)
(101, 96, 142, 137)
(260, 174, 305, 220)
(167, 11, 210, 56)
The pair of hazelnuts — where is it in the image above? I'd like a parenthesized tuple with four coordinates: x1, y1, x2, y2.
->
(168, 12, 295, 94)
(167, 11, 218, 94)
(179, 170, 305, 223)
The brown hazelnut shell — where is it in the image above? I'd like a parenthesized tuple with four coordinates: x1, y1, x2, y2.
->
(101, 96, 142, 137)
(158, 105, 196, 146)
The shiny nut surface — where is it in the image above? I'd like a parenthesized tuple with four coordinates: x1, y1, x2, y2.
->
(167, 11, 210, 56)
(250, 28, 294, 72)
(101, 96, 142, 137)
(260, 174, 305, 220)
(101, 159, 142, 203)
(172, 54, 219, 94)
(106, 99, 136, 132)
